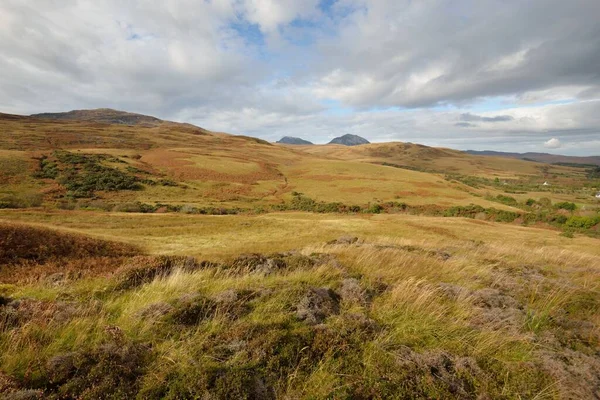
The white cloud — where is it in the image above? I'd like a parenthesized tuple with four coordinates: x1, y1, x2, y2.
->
(544, 138, 562, 149)
(242, 0, 320, 33)
(1, 0, 600, 155)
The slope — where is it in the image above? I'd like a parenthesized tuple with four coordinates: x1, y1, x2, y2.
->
(1, 109, 596, 212)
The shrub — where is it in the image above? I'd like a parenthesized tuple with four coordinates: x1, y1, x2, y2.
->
(491, 209, 519, 223)
(554, 202, 577, 211)
(44, 341, 152, 399)
(549, 214, 568, 225)
(290, 194, 317, 211)
(34, 151, 143, 198)
(32, 156, 59, 179)
(59, 164, 141, 197)
(158, 179, 178, 187)
(564, 215, 600, 229)
(113, 202, 157, 213)
(495, 194, 518, 206)
(525, 198, 537, 207)
(443, 205, 486, 218)
(365, 204, 384, 214)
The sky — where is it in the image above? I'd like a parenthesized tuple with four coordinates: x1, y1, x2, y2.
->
(1, 0, 600, 155)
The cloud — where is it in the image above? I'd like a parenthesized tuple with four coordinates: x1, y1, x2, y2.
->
(0, 0, 600, 155)
(544, 138, 562, 149)
(460, 113, 514, 123)
(455, 122, 477, 128)
(313, 0, 600, 108)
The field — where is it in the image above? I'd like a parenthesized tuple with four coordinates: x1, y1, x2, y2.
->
(1, 110, 599, 399)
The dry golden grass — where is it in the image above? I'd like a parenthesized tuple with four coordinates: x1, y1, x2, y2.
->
(1, 209, 599, 259)
(4, 111, 595, 210)
(1, 111, 599, 398)
(1, 212, 598, 398)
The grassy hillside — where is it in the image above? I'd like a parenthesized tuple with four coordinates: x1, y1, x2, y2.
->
(1, 109, 599, 398)
(1, 110, 598, 213)
(0, 216, 599, 399)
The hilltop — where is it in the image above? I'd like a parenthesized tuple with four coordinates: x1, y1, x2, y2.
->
(0, 107, 598, 217)
(328, 134, 370, 146)
(2, 108, 557, 212)
(32, 108, 164, 126)
(276, 136, 313, 145)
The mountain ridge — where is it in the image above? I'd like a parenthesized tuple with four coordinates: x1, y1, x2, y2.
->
(328, 134, 370, 146)
(276, 136, 313, 145)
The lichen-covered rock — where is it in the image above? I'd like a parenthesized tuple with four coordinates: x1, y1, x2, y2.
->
(296, 287, 340, 324)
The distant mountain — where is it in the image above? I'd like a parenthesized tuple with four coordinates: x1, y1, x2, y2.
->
(276, 136, 313, 145)
(328, 134, 370, 146)
(32, 108, 163, 126)
(465, 150, 600, 166)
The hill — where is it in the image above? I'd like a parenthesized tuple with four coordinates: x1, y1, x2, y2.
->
(1, 108, 600, 399)
(1, 109, 547, 211)
(32, 108, 163, 126)
(0, 108, 598, 216)
(328, 134, 370, 146)
(276, 136, 313, 145)
(466, 150, 600, 166)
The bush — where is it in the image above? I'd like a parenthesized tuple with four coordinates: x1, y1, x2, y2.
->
(554, 202, 577, 211)
(443, 205, 486, 218)
(564, 215, 600, 229)
(34, 151, 143, 198)
(491, 209, 519, 223)
(365, 204, 384, 214)
(32, 156, 59, 179)
(549, 214, 568, 225)
(494, 194, 518, 206)
(525, 198, 537, 207)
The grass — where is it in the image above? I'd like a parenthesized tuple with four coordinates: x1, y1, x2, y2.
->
(4, 112, 598, 212)
(1, 216, 598, 398)
(1, 111, 599, 398)
(2, 209, 600, 258)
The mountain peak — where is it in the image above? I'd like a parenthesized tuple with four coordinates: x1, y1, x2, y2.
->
(328, 134, 370, 146)
(276, 136, 313, 145)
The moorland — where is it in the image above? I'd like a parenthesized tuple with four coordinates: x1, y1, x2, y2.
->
(1, 109, 599, 399)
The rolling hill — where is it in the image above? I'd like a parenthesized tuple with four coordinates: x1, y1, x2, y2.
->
(0, 108, 597, 213)
(466, 150, 600, 166)
(1, 108, 600, 399)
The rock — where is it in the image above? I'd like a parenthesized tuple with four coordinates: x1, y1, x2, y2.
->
(230, 254, 286, 275)
(339, 278, 368, 304)
(296, 287, 340, 324)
